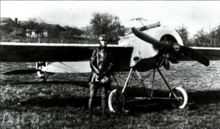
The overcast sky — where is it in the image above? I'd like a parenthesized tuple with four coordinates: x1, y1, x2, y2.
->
(1, 1, 220, 37)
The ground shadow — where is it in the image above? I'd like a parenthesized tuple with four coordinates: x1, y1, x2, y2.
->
(2, 80, 90, 88)
(188, 90, 220, 104)
(17, 86, 220, 114)
(113, 87, 220, 113)
(20, 95, 105, 111)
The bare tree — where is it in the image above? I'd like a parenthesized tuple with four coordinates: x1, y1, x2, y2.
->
(90, 12, 121, 41)
(215, 25, 220, 46)
(23, 18, 38, 37)
(82, 26, 94, 39)
(21, 18, 46, 38)
(209, 25, 220, 46)
(118, 25, 129, 36)
(62, 26, 83, 38)
(194, 29, 211, 46)
(176, 24, 189, 46)
(35, 19, 46, 38)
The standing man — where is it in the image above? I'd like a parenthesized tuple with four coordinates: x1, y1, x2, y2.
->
(89, 34, 114, 116)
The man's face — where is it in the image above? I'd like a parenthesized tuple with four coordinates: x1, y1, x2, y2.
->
(100, 38, 107, 47)
(100, 40, 107, 47)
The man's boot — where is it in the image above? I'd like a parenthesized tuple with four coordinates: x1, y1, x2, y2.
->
(101, 98, 107, 117)
(89, 83, 97, 114)
(88, 98, 94, 114)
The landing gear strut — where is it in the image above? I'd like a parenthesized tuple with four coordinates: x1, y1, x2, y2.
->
(108, 65, 188, 113)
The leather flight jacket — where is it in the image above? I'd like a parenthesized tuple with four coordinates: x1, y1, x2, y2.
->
(90, 47, 114, 83)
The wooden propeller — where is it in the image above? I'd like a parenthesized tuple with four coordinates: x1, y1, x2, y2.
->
(132, 27, 209, 66)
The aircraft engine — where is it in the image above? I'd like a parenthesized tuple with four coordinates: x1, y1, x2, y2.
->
(160, 35, 179, 70)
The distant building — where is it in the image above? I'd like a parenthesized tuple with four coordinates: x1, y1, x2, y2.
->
(45, 24, 67, 38)
(0, 17, 18, 27)
(0, 17, 23, 35)
(19, 21, 67, 38)
(1, 17, 67, 39)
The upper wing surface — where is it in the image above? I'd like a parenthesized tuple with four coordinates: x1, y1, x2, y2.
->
(0, 42, 133, 63)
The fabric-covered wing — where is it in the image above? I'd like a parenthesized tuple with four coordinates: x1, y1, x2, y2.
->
(178, 47, 220, 61)
(0, 43, 97, 62)
(0, 42, 133, 71)
(0, 42, 131, 60)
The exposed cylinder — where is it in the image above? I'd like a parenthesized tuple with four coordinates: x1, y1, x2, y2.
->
(139, 22, 161, 31)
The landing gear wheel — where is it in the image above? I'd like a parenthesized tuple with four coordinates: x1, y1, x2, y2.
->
(37, 71, 46, 81)
(169, 87, 188, 109)
(37, 71, 54, 82)
(108, 89, 125, 113)
(36, 62, 48, 82)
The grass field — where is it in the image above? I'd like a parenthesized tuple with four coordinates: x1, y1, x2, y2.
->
(1, 61, 220, 129)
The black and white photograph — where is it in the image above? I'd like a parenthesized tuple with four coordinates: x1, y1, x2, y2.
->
(1, 1, 220, 128)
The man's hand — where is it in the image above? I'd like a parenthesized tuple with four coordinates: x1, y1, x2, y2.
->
(98, 72, 106, 80)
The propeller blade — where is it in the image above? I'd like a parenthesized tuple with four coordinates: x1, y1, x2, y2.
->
(180, 46, 210, 66)
(131, 27, 172, 49)
(2, 69, 40, 75)
(131, 27, 210, 66)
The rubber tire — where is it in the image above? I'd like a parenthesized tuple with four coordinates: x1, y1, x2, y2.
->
(170, 86, 188, 109)
(108, 89, 125, 113)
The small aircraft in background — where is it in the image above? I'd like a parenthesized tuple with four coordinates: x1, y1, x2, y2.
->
(1, 18, 220, 113)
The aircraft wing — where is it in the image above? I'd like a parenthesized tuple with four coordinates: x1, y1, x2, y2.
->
(0, 42, 132, 61)
(178, 47, 220, 61)
(0, 42, 133, 71)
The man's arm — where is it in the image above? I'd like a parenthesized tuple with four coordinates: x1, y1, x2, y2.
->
(90, 49, 101, 75)
(103, 50, 115, 76)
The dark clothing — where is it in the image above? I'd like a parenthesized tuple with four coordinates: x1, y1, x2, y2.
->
(88, 82, 110, 113)
(89, 47, 114, 114)
(90, 47, 114, 83)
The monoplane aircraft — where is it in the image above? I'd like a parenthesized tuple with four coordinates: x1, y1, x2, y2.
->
(1, 19, 220, 113)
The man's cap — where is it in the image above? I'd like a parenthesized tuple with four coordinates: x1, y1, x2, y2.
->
(99, 34, 107, 41)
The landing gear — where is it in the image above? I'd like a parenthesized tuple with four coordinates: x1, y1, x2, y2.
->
(108, 65, 188, 113)
(36, 62, 48, 81)
(37, 71, 52, 82)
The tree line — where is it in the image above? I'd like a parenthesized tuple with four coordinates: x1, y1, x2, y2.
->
(176, 24, 220, 47)
(1, 12, 220, 46)
(1, 12, 127, 43)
